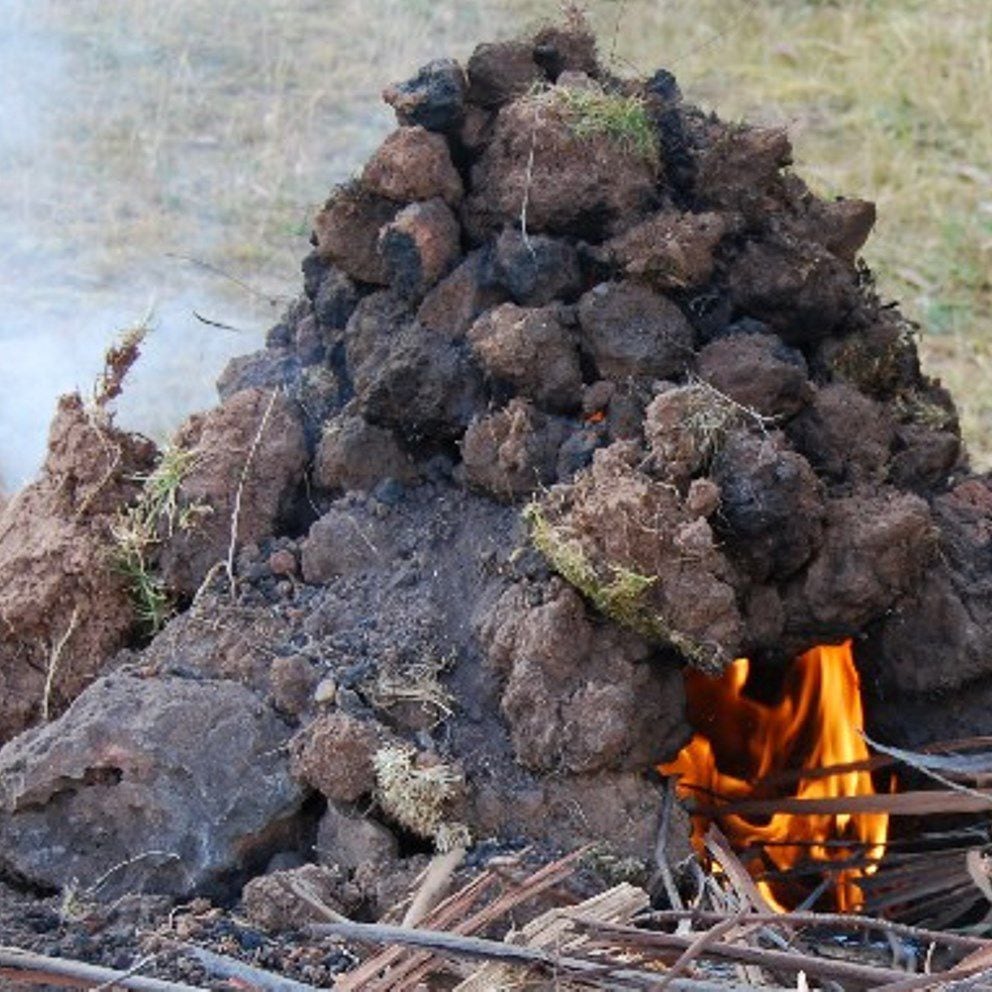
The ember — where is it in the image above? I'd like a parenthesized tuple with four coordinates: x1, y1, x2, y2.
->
(661, 641, 890, 911)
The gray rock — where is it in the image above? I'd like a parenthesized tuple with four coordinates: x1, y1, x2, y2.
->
(0, 673, 305, 899)
(316, 801, 398, 871)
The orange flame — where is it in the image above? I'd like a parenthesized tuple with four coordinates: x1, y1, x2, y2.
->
(659, 641, 889, 911)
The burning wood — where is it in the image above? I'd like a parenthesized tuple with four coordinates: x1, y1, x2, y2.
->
(661, 641, 890, 911)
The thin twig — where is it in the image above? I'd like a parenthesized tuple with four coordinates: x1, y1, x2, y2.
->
(573, 918, 911, 986)
(519, 100, 540, 259)
(226, 388, 279, 601)
(865, 734, 992, 804)
(0, 946, 203, 992)
(402, 845, 465, 928)
(652, 778, 685, 911)
(640, 908, 991, 952)
(281, 874, 350, 924)
(657, 913, 746, 989)
(693, 788, 992, 818)
(165, 252, 287, 306)
(192, 311, 245, 333)
(177, 943, 322, 992)
(705, 825, 779, 917)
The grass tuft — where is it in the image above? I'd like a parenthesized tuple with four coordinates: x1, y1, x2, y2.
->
(372, 744, 464, 844)
(552, 86, 658, 161)
(111, 444, 208, 633)
(524, 502, 660, 636)
(362, 654, 455, 728)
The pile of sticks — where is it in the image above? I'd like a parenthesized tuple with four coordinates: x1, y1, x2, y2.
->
(6, 737, 992, 990)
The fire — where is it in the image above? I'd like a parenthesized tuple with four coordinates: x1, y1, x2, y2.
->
(659, 641, 889, 912)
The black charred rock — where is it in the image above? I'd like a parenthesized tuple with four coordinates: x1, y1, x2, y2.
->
(713, 431, 826, 583)
(492, 228, 582, 306)
(314, 266, 360, 332)
(382, 58, 467, 132)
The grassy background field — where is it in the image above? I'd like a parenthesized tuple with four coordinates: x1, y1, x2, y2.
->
(1, 0, 989, 487)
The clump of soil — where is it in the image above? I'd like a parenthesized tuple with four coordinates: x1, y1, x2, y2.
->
(1, 10, 990, 986)
(0, 394, 156, 745)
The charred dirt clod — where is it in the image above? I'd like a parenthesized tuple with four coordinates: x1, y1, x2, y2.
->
(577, 280, 695, 381)
(362, 126, 464, 208)
(468, 302, 583, 414)
(378, 198, 462, 300)
(382, 58, 467, 133)
(463, 81, 660, 242)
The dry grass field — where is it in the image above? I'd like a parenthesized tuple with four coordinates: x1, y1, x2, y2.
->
(0, 0, 989, 487)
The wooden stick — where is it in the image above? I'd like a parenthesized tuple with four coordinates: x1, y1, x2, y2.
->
(693, 787, 992, 818)
(572, 919, 911, 986)
(0, 946, 205, 992)
(178, 943, 321, 992)
(639, 908, 991, 952)
(308, 920, 791, 992)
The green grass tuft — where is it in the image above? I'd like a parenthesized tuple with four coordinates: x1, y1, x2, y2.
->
(111, 445, 208, 633)
(553, 86, 658, 161)
(524, 502, 661, 636)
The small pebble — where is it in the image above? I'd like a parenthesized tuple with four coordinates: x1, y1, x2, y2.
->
(268, 549, 297, 576)
(314, 677, 337, 705)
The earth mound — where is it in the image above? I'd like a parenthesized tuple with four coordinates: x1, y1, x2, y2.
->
(1, 11, 990, 966)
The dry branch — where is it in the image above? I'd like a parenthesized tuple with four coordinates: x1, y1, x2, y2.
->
(0, 946, 204, 992)
(692, 787, 992, 818)
(310, 919, 791, 991)
(573, 918, 912, 986)
(177, 943, 322, 992)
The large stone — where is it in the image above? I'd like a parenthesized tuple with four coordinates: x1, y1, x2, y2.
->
(0, 673, 305, 898)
